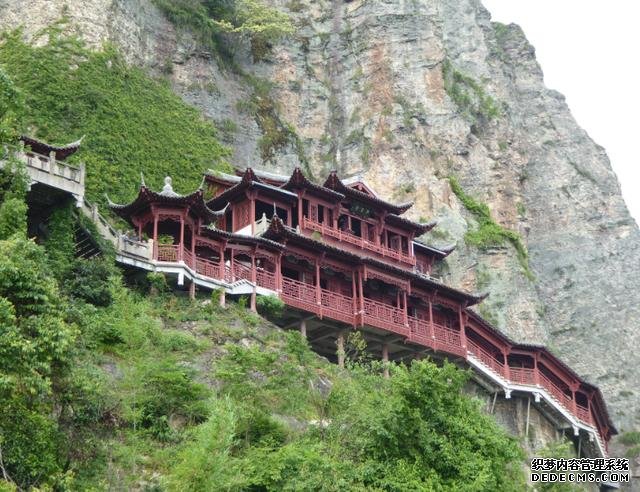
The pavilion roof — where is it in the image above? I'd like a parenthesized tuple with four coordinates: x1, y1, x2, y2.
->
(207, 168, 298, 209)
(282, 167, 345, 201)
(108, 176, 227, 226)
(413, 240, 456, 259)
(386, 214, 437, 235)
(199, 225, 285, 251)
(323, 171, 413, 215)
(263, 215, 485, 306)
(20, 134, 84, 160)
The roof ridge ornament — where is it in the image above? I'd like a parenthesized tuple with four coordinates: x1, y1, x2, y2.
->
(140, 172, 146, 188)
(159, 176, 180, 197)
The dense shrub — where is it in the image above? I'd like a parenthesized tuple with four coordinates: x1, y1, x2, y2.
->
(255, 294, 285, 317)
(67, 258, 115, 307)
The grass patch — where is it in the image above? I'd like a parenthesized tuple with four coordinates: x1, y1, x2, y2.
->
(449, 176, 534, 280)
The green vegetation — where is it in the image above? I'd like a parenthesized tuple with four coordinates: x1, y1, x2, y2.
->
(443, 60, 502, 124)
(0, 26, 230, 205)
(0, 187, 528, 489)
(449, 176, 534, 280)
(152, 0, 294, 61)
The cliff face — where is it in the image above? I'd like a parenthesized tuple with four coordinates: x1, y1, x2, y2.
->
(2, 0, 638, 434)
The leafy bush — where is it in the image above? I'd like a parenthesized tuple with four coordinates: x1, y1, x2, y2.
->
(255, 294, 285, 317)
(67, 258, 115, 307)
(153, 0, 294, 61)
(147, 271, 168, 293)
(0, 197, 26, 239)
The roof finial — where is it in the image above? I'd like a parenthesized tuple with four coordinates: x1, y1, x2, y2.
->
(140, 172, 146, 187)
(163, 176, 173, 193)
(198, 175, 206, 191)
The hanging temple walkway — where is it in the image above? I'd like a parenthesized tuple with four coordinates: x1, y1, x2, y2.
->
(5, 137, 617, 460)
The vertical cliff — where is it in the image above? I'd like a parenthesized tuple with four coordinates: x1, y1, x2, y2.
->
(1, 0, 638, 437)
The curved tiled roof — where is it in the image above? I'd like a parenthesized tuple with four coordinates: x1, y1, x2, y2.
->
(20, 134, 84, 160)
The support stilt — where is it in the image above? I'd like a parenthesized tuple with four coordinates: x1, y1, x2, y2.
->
(300, 319, 307, 338)
(490, 392, 498, 414)
(189, 281, 195, 300)
(382, 343, 389, 379)
(219, 289, 226, 308)
(337, 331, 345, 368)
(525, 396, 531, 439)
(250, 287, 257, 312)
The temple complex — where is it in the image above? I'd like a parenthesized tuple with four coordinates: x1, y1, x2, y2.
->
(106, 165, 616, 457)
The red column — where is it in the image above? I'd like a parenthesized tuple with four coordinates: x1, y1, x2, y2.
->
(357, 269, 364, 325)
(153, 215, 158, 259)
(458, 306, 467, 352)
(219, 246, 225, 280)
(297, 194, 303, 230)
(428, 297, 435, 349)
(351, 271, 357, 325)
(402, 290, 408, 327)
(250, 196, 256, 235)
(502, 348, 510, 380)
(191, 224, 196, 268)
(534, 353, 540, 386)
(315, 259, 322, 317)
(179, 215, 185, 262)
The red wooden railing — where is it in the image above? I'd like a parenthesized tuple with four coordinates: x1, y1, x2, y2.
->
(303, 218, 416, 266)
(467, 339, 505, 377)
(408, 316, 432, 347)
(281, 277, 318, 312)
(321, 289, 355, 324)
(148, 244, 607, 450)
(362, 298, 409, 336)
(195, 257, 222, 279)
(508, 366, 536, 386)
(156, 244, 179, 262)
(539, 372, 573, 411)
(256, 268, 277, 291)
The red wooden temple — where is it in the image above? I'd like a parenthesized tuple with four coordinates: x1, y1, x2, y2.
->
(109, 167, 617, 456)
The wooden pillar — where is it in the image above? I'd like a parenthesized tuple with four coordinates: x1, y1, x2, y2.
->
(250, 196, 256, 235)
(189, 281, 195, 300)
(533, 353, 540, 386)
(315, 259, 322, 314)
(276, 253, 282, 293)
(428, 297, 435, 347)
(219, 246, 225, 280)
(337, 331, 345, 368)
(219, 289, 226, 307)
(458, 306, 467, 351)
(503, 348, 510, 379)
(153, 215, 159, 259)
(402, 290, 408, 326)
(191, 223, 196, 268)
(297, 195, 303, 229)
(357, 269, 364, 324)
(300, 319, 307, 338)
(250, 287, 257, 312)
(179, 214, 185, 261)
(351, 271, 357, 316)
(251, 250, 257, 285)
(382, 343, 389, 379)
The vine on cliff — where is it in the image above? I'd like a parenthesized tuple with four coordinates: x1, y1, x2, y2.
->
(0, 25, 231, 205)
(449, 176, 534, 280)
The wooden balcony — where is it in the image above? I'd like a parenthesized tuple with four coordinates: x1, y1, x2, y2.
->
(150, 244, 601, 444)
(303, 217, 416, 266)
